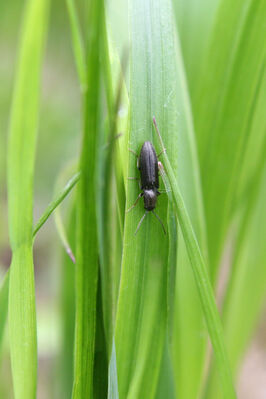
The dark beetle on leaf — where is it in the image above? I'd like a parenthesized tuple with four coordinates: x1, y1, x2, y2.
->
(127, 139, 166, 235)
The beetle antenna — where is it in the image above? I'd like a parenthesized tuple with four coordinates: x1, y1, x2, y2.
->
(152, 210, 166, 235)
(134, 211, 148, 235)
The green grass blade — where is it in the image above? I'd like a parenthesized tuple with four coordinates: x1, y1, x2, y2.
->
(72, 0, 103, 396)
(108, 340, 119, 399)
(194, 0, 266, 281)
(113, 0, 207, 397)
(93, 277, 108, 398)
(205, 165, 266, 398)
(156, 142, 236, 399)
(115, 0, 173, 395)
(7, 0, 49, 397)
(65, 0, 86, 89)
(234, 68, 266, 212)
(59, 205, 76, 397)
(167, 12, 209, 399)
(0, 271, 9, 349)
(33, 171, 80, 238)
(173, 0, 220, 95)
(223, 167, 266, 369)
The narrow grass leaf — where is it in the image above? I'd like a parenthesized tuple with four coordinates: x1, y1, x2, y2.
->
(7, 0, 49, 397)
(95, 23, 125, 354)
(0, 271, 9, 349)
(65, 0, 86, 89)
(72, 0, 103, 396)
(59, 205, 76, 397)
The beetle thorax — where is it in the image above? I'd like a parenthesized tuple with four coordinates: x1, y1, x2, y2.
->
(143, 189, 157, 211)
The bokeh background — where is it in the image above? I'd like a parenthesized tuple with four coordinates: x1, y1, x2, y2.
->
(0, 1, 265, 398)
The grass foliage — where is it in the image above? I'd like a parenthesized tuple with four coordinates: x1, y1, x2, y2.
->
(0, 0, 265, 398)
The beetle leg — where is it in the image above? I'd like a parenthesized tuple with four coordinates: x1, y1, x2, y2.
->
(157, 148, 166, 158)
(158, 189, 171, 194)
(126, 192, 143, 213)
(128, 147, 138, 157)
(128, 177, 141, 189)
(103, 133, 123, 149)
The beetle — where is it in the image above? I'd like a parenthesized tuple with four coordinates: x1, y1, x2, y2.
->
(127, 140, 166, 235)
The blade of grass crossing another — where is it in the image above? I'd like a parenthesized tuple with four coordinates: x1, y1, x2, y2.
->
(7, 0, 49, 398)
(71, 0, 103, 397)
(155, 124, 236, 399)
(33, 171, 80, 239)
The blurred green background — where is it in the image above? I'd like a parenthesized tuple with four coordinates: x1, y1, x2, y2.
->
(0, 1, 265, 398)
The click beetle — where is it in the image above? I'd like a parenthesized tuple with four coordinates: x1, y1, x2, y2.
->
(127, 138, 166, 235)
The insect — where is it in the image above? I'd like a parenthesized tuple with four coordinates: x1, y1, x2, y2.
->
(127, 138, 166, 235)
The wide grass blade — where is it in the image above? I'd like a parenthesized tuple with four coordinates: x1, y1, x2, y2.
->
(114, 0, 208, 397)
(71, 0, 103, 396)
(7, 0, 49, 397)
(115, 0, 173, 396)
(157, 140, 236, 398)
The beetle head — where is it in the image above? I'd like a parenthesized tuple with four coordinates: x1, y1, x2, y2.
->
(143, 189, 157, 211)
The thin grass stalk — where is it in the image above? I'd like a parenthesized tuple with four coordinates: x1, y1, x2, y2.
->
(72, 0, 103, 396)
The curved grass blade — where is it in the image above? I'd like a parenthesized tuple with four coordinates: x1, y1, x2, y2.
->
(33, 171, 80, 239)
(7, 0, 49, 397)
(157, 140, 236, 399)
(71, 0, 103, 396)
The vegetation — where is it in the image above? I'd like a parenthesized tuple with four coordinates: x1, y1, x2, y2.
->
(0, 0, 265, 398)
